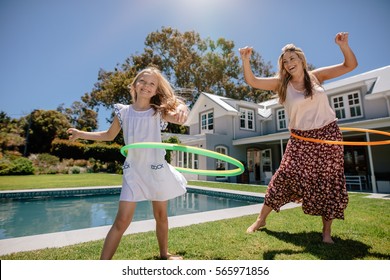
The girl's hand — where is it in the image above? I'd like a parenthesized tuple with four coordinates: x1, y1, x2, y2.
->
(67, 128, 80, 141)
(173, 104, 189, 124)
(239, 46, 253, 61)
(335, 32, 349, 47)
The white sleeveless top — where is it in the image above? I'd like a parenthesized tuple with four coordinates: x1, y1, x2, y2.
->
(284, 83, 337, 130)
(114, 104, 187, 202)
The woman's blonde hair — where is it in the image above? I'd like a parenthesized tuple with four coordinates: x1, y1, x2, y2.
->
(276, 44, 317, 104)
(129, 66, 183, 116)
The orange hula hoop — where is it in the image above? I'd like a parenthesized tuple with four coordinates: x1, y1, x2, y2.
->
(290, 127, 390, 146)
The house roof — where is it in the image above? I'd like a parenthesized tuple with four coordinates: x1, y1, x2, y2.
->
(323, 65, 390, 100)
(186, 92, 236, 125)
(201, 92, 237, 113)
(257, 98, 279, 119)
(186, 92, 263, 125)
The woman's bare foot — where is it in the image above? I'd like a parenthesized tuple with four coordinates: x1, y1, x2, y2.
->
(246, 219, 266, 233)
(322, 234, 335, 244)
(161, 253, 183, 260)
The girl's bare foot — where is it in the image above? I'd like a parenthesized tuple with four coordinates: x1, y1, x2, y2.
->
(246, 219, 266, 233)
(161, 253, 183, 260)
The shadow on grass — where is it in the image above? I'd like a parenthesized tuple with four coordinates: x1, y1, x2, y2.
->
(261, 229, 390, 260)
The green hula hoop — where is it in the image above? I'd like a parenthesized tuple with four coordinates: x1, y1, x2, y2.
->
(120, 142, 245, 176)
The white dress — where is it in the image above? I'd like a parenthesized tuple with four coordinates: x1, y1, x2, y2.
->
(114, 104, 187, 202)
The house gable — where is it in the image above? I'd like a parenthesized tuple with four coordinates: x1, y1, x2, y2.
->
(186, 92, 237, 126)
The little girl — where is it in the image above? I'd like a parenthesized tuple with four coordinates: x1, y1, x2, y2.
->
(67, 67, 188, 259)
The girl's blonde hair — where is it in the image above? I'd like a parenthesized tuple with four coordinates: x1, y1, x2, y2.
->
(276, 44, 317, 104)
(129, 67, 183, 116)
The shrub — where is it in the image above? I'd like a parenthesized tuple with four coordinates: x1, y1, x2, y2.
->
(163, 136, 180, 163)
(3, 150, 22, 160)
(51, 139, 85, 160)
(106, 161, 123, 174)
(37, 153, 59, 166)
(70, 166, 80, 174)
(0, 156, 34, 175)
(51, 138, 122, 162)
(29, 153, 60, 174)
(84, 143, 122, 162)
(51, 139, 123, 174)
(73, 159, 88, 167)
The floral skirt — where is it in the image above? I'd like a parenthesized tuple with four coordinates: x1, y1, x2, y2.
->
(265, 121, 349, 220)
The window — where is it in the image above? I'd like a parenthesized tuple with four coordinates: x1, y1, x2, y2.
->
(331, 92, 362, 120)
(201, 111, 213, 133)
(177, 149, 199, 169)
(276, 109, 287, 130)
(240, 108, 255, 130)
(215, 146, 228, 180)
(261, 149, 272, 172)
(215, 146, 228, 170)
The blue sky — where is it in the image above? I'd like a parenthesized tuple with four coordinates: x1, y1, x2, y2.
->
(1, 0, 389, 130)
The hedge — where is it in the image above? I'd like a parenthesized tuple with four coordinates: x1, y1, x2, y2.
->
(0, 157, 35, 175)
(51, 139, 123, 162)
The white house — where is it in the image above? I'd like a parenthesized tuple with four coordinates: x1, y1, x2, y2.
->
(164, 66, 390, 193)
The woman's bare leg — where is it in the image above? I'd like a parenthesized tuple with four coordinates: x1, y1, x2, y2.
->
(247, 204, 273, 233)
(322, 216, 334, 244)
(100, 201, 136, 259)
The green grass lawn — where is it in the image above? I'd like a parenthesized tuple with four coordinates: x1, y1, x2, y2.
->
(0, 173, 122, 190)
(0, 174, 389, 260)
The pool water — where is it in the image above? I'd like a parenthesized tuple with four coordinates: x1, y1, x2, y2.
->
(0, 190, 260, 240)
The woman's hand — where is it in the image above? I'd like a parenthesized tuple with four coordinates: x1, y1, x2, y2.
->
(239, 46, 253, 61)
(335, 32, 349, 48)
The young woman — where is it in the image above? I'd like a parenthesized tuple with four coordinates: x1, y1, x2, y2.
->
(67, 67, 188, 259)
(239, 32, 358, 243)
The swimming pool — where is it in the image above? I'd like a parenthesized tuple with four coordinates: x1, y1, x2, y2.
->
(0, 187, 263, 240)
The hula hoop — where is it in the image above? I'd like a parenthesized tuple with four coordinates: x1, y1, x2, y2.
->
(291, 127, 390, 146)
(120, 142, 245, 176)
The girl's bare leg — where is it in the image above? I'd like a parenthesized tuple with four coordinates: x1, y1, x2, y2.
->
(247, 204, 273, 233)
(100, 201, 136, 259)
(152, 201, 182, 260)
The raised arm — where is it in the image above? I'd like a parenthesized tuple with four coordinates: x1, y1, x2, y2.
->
(312, 32, 358, 84)
(239, 46, 279, 91)
(67, 116, 121, 142)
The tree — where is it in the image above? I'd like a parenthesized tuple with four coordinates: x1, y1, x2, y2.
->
(0, 111, 11, 128)
(81, 27, 275, 134)
(23, 110, 71, 154)
(0, 111, 25, 154)
(57, 101, 98, 132)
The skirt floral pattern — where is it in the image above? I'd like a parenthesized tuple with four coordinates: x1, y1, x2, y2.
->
(265, 121, 349, 220)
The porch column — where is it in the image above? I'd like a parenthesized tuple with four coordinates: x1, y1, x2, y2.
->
(280, 139, 284, 157)
(366, 131, 378, 193)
